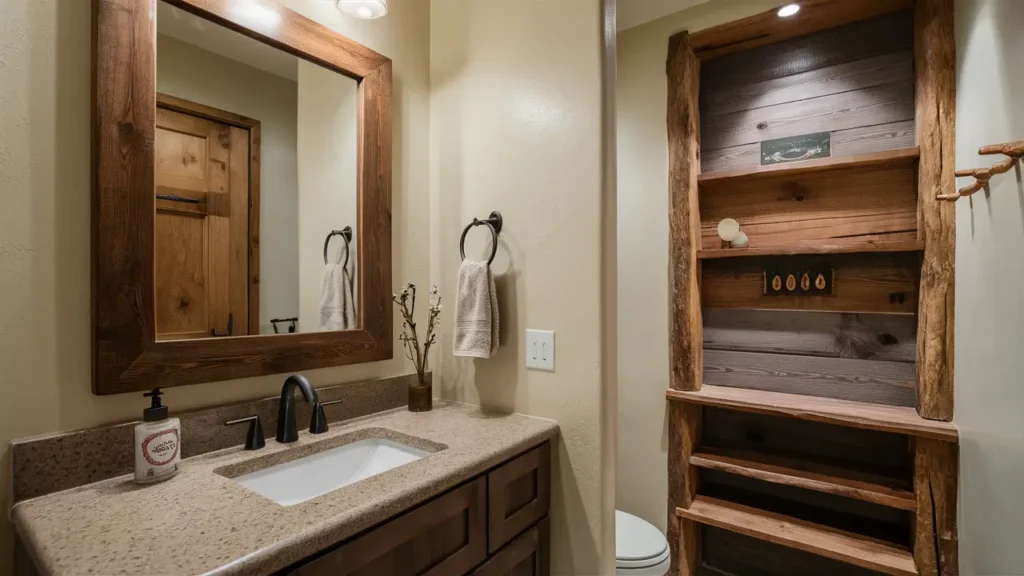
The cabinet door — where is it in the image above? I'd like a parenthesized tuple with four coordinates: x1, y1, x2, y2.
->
(488, 442, 551, 553)
(290, 478, 487, 576)
(473, 518, 549, 576)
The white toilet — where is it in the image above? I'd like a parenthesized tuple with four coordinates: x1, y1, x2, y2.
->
(615, 510, 671, 576)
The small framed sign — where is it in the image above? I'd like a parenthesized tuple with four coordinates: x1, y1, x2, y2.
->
(761, 132, 831, 166)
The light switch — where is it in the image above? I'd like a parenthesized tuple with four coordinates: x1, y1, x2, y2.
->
(525, 330, 555, 371)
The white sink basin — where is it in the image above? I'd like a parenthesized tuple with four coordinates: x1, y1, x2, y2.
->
(232, 438, 430, 506)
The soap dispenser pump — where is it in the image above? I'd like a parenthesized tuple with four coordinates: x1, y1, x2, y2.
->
(134, 388, 181, 484)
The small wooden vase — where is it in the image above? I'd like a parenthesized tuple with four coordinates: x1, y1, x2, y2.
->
(408, 373, 432, 412)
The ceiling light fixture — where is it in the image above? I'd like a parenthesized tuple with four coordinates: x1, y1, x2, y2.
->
(777, 3, 800, 17)
(337, 0, 388, 20)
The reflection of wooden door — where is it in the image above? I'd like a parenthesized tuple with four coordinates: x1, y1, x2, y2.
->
(154, 96, 256, 340)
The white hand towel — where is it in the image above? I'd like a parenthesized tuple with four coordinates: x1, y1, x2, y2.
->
(453, 259, 499, 358)
(319, 262, 356, 331)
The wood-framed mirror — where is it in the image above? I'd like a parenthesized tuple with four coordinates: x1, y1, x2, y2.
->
(92, 0, 392, 394)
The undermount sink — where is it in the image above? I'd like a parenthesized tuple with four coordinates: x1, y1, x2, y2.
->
(231, 437, 431, 506)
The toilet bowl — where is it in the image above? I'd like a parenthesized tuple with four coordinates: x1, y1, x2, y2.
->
(616, 510, 671, 576)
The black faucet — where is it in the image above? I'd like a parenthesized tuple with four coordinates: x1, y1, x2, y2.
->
(276, 374, 327, 443)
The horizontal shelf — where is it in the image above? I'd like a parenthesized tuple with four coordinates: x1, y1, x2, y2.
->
(676, 497, 918, 576)
(690, 448, 916, 511)
(666, 385, 958, 442)
(698, 147, 920, 186)
(698, 240, 925, 259)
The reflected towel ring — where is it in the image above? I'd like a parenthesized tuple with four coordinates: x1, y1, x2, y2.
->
(324, 226, 353, 268)
(459, 211, 503, 266)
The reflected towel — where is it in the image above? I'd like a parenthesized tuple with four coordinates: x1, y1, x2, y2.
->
(453, 259, 499, 358)
(319, 262, 356, 331)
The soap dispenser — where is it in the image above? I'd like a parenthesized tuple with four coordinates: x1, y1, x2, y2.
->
(134, 388, 181, 484)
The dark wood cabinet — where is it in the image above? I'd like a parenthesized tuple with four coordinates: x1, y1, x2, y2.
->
(473, 519, 549, 576)
(487, 443, 551, 553)
(286, 441, 551, 576)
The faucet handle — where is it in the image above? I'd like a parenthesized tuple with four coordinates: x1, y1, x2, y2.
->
(309, 399, 342, 435)
(226, 416, 266, 450)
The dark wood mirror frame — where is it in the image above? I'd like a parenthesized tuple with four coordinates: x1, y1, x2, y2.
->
(92, 0, 392, 395)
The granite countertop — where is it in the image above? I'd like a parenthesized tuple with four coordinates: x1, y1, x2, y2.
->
(12, 402, 559, 576)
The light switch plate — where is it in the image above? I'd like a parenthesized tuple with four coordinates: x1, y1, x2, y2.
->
(525, 330, 555, 371)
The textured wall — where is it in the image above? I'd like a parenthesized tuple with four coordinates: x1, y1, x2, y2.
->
(614, 0, 783, 534)
(953, 0, 1024, 573)
(0, 0, 429, 570)
(429, 0, 616, 572)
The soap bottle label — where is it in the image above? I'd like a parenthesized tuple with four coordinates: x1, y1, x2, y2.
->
(143, 429, 180, 466)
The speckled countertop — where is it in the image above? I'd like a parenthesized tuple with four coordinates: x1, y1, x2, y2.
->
(12, 402, 559, 576)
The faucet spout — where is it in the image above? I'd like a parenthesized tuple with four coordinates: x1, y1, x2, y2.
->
(276, 374, 319, 443)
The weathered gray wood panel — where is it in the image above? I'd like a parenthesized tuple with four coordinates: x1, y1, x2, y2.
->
(701, 526, 881, 576)
(702, 407, 912, 484)
(703, 349, 916, 406)
(701, 120, 916, 172)
(703, 309, 917, 362)
(701, 10, 912, 91)
(702, 50, 912, 116)
(701, 79, 914, 151)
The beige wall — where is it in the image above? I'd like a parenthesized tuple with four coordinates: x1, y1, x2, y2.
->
(0, 0, 429, 570)
(954, 0, 1024, 573)
(614, 0, 784, 534)
(297, 60, 359, 332)
(156, 33, 300, 335)
(430, 1, 616, 573)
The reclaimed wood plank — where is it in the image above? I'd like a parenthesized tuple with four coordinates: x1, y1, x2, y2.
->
(913, 438, 958, 576)
(666, 385, 959, 442)
(701, 254, 920, 315)
(702, 80, 914, 151)
(702, 526, 882, 576)
(676, 497, 917, 576)
(703, 349, 916, 406)
(702, 121, 916, 173)
(698, 240, 924, 260)
(699, 147, 918, 183)
(702, 309, 917, 362)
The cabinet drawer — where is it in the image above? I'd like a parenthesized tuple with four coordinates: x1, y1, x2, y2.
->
(487, 442, 551, 553)
(473, 517, 549, 576)
(290, 477, 487, 576)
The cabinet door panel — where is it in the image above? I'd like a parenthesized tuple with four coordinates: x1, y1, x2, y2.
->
(290, 478, 487, 576)
(488, 443, 551, 553)
(473, 518, 549, 576)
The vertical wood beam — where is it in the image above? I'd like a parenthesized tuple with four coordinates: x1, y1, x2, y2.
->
(667, 29, 704, 576)
(913, 0, 956, 421)
(913, 438, 959, 576)
(668, 402, 702, 576)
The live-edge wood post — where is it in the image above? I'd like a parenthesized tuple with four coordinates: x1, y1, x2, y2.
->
(667, 29, 703, 576)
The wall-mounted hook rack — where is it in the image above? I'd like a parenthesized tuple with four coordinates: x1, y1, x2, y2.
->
(940, 140, 1023, 201)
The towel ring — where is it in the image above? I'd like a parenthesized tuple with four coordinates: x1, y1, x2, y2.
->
(323, 226, 353, 269)
(459, 211, 503, 266)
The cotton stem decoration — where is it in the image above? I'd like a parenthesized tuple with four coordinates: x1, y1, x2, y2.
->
(393, 284, 441, 411)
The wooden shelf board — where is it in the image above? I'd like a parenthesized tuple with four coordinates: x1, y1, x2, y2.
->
(698, 147, 920, 185)
(666, 385, 958, 442)
(698, 240, 925, 259)
(676, 496, 918, 576)
(691, 449, 916, 511)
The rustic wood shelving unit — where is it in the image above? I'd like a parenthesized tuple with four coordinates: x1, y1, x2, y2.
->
(665, 1, 958, 575)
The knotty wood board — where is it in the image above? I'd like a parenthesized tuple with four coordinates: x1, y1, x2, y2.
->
(701, 525, 881, 576)
(700, 469, 911, 546)
(677, 497, 917, 576)
(698, 164, 918, 248)
(700, 10, 912, 91)
(703, 348, 916, 407)
(701, 254, 920, 315)
(701, 79, 913, 151)
(701, 407, 912, 486)
(703, 309, 917, 362)
(702, 120, 916, 173)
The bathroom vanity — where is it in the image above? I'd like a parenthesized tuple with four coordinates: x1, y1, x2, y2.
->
(13, 403, 556, 575)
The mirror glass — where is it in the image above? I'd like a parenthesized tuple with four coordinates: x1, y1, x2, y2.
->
(155, 2, 359, 340)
